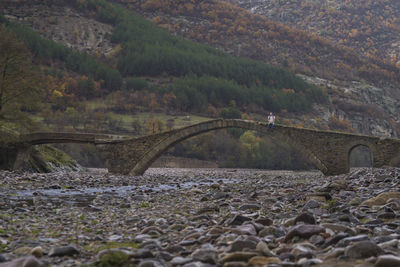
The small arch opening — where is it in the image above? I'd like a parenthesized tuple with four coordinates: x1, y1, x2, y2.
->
(349, 145, 373, 168)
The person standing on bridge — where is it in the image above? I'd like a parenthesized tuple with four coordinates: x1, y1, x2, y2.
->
(267, 112, 276, 129)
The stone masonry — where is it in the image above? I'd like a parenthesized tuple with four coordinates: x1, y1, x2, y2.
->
(6, 119, 400, 176)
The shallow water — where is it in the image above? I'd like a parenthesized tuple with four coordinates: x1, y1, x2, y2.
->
(8, 175, 239, 207)
(2, 168, 321, 209)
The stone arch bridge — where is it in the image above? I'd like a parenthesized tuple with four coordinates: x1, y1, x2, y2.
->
(5, 119, 400, 176)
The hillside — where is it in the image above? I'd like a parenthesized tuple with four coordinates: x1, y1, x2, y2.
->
(233, 0, 400, 66)
(0, 0, 324, 169)
(1, 0, 323, 115)
(0, 0, 399, 170)
(112, 0, 400, 137)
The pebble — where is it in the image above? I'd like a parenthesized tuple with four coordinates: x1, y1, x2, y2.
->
(344, 241, 384, 259)
(48, 245, 80, 257)
(0, 256, 42, 267)
(0, 167, 399, 266)
(284, 224, 325, 242)
(374, 255, 400, 267)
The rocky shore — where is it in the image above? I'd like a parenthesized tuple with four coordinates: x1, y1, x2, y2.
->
(0, 167, 400, 266)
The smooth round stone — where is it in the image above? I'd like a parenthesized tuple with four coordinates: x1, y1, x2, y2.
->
(309, 234, 325, 246)
(362, 192, 400, 207)
(322, 248, 345, 260)
(283, 218, 296, 227)
(256, 241, 275, 257)
(321, 223, 356, 235)
(284, 224, 325, 242)
(222, 262, 247, 267)
(49, 245, 80, 257)
(0, 256, 42, 267)
(227, 239, 257, 252)
(322, 232, 349, 248)
(138, 259, 164, 267)
(140, 226, 164, 235)
(191, 245, 218, 264)
(134, 234, 151, 243)
(377, 239, 398, 249)
(296, 258, 323, 265)
(344, 241, 384, 259)
(255, 218, 273, 226)
(291, 245, 315, 260)
(248, 256, 282, 265)
(302, 200, 321, 210)
(259, 226, 285, 238)
(142, 239, 161, 250)
(108, 234, 123, 241)
(238, 203, 261, 211)
(373, 234, 400, 244)
(155, 218, 167, 225)
(219, 252, 259, 264)
(375, 255, 400, 267)
(170, 256, 192, 265)
(226, 215, 252, 226)
(336, 234, 370, 247)
(182, 261, 216, 267)
(134, 248, 154, 258)
(208, 227, 224, 235)
(294, 212, 316, 225)
(30, 246, 43, 258)
(235, 224, 257, 236)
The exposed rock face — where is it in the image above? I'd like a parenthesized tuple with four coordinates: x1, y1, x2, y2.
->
(229, 0, 400, 138)
(302, 75, 400, 138)
(2, 3, 114, 55)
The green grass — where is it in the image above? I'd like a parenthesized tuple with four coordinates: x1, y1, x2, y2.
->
(131, 113, 210, 127)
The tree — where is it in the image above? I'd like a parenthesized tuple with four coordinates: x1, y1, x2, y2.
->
(0, 26, 41, 114)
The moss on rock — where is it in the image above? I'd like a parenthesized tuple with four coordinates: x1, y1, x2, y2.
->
(28, 145, 81, 172)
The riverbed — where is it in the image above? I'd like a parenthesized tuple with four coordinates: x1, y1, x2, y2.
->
(0, 167, 399, 266)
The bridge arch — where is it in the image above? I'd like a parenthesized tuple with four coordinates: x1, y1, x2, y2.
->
(129, 119, 327, 176)
(10, 119, 399, 176)
(390, 153, 400, 167)
(348, 144, 373, 168)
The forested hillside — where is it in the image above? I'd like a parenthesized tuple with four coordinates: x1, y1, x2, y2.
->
(1, 0, 324, 116)
(113, 0, 400, 137)
(119, 0, 400, 87)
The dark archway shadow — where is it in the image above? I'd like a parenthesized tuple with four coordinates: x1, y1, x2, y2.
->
(349, 144, 373, 168)
(149, 129, 318, 172)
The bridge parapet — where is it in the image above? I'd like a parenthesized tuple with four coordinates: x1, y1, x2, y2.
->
(21, 132, 133, 145)
(4, 119, 400, 175)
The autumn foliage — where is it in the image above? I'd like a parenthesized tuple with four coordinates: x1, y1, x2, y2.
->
(116, 0, 400, 88)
